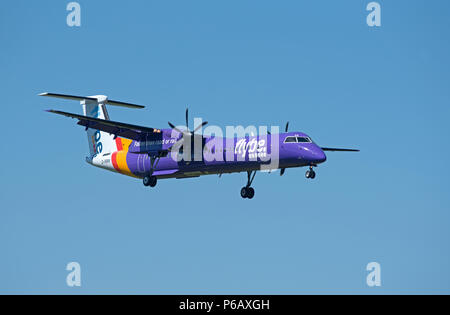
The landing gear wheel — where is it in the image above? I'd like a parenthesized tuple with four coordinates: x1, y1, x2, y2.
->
(240, 171, 257, 199)
(240, 186, 255, 199)
(241, 187, 248, 199)
(149, 176, 157, 187)
(246, 187, 255, 199)
(143, 175, 157, 187)
(305, 169, 316, 179)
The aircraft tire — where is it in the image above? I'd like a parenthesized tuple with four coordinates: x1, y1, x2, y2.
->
(246, 187, 255, 199)
(143, 175, 151, 186)
(149, 176, 157, 187)
(143, 175, 157, 187)
(240, 187, 248, 199)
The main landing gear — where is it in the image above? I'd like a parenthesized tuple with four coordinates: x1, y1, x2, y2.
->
(143, 153, 161, 188)
(305, 166, 316, 179)
(241, 170, 256, 199)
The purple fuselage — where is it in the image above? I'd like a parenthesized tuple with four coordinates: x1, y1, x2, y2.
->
(119, 130, 326, 179)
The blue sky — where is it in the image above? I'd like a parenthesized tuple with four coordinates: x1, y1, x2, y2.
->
(1, 0, 449, 294)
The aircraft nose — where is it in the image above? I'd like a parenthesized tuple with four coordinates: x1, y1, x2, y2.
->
(315, 149, 327, 163)
(302, 146, 326, 164)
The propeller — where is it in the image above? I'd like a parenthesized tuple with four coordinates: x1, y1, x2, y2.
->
(285, 121, 289, 132)
(168, 107, 208, 136)
(168, 107, 208, 152)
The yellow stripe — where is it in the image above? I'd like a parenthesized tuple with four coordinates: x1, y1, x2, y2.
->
(115, 151, 137, 177)
(121, 138, 132, 151)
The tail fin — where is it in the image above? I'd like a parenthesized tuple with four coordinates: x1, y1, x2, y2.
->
(39, 92, 145, 157)
(82, 95, 117, 157)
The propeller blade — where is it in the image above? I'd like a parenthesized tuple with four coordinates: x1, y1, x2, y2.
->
(280, 168, 286, 176)
(185, 108, 189, 131)
(168, 121, 186, 135)
(192, 121, 208, 134)
(285, 121, 289, 132)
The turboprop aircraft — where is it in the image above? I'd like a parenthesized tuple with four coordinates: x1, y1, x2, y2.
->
(41, 92, 359, 199)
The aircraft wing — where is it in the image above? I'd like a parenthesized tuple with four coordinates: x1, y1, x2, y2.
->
(46, 109, 158, 141)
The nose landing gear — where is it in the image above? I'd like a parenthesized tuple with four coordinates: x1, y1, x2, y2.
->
(241, 170, 256, 199)
(305, 166, 316, 179)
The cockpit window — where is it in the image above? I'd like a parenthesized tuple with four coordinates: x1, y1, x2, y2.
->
(284, 136, 312, 143)
(297, 137, 312, 143)
(284, 136, 297, 143)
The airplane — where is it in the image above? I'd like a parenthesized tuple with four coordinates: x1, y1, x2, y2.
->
(41, 92, 359, 199)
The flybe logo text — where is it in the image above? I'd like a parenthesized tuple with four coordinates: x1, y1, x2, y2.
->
(90, 106, 102, 156)
(235, 138, 267, 159)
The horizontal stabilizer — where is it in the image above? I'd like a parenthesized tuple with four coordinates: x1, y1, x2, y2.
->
(39, 92, 145, 109)
(321, 147, 360, 152)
